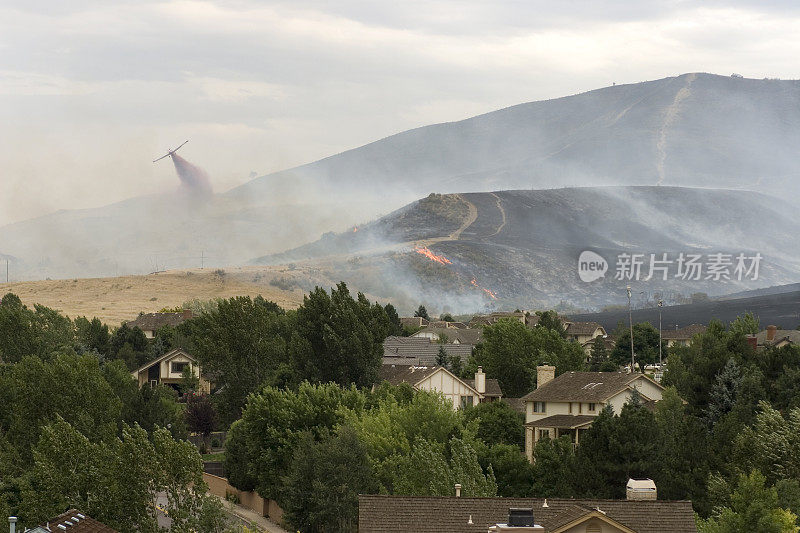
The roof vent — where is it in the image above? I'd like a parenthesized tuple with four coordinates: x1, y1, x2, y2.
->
(75, 515, 84, 520)
(508, 508, 535, 527)
(57, 526, 67, 531)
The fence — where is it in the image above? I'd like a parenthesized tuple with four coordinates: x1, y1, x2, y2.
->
(203, 472, 284, 525)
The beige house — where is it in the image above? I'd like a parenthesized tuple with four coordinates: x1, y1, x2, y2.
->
(521, 366, 664, 462)
(131, 348, 211, 394)
(661, 324, 706, 347)
(563, 321, 607, 346)
(377, 365, 502, 409)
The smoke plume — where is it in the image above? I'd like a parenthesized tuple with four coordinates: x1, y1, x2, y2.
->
(171, 153, 213, 195)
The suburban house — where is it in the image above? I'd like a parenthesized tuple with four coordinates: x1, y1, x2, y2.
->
(468, 311, 527, 328)
(755, 325, 800, 349)
(581, 335, 616, 355)
(411, 326, 484, 345)
(377, 365, 502, 409)
(18, 509, 118, 533)
(521, 366, 665, 461)
(125, 309, 193, 338)
(358, 490, 697, 533)
(383, 336, 474, 366)
(131, 348, 211, 394)
(660, 324, 706, 347)
(400, 316, 429, 329)
(563, 321, 606, 345)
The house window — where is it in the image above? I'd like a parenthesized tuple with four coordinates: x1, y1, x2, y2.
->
(533, 401, 546, 413)
(538, 429, 550, 440)
(568, 402, 573, 414)
(149, 380, 159, 388)
(460, 396, 474, 409)
(589, 403, 596, 412)
(578, 403, 583, 414)
(171, 362, 189, 374)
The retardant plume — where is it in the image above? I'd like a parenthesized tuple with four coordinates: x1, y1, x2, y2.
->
(171, 153, 213, 195)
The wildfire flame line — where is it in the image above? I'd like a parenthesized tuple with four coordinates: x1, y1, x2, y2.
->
(471, 278, 498, 300)
(414, 246, 452, 265)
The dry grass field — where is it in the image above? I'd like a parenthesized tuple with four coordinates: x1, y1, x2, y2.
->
(0, 266, 307, 326)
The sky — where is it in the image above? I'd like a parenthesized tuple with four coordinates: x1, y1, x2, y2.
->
(2, 0, 800, 227)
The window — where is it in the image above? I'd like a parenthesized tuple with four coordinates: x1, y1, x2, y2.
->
(149, 380, 158, 388)
(578, 403, 583, 414)
(588, 403, 596, 412)
(460, 395, 474, 409)
(569, 402, 573, 414)
(538, 429, 550, 440)
(533, 401, 546, 413)
(171, 362, 189, 374)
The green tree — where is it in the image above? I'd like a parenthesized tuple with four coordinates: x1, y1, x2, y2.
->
(184, 394, 218, 451)
(440, 313, 454, 322)
(463, 401, 524, 448)
(697, 470, 798, 533)
(476, 443, 533, 497)
(283, 426, 377, 533)
(610, 322, 665, 367)
(414, 305, 430, 320)
(74, 316, 110, 356)
(436, 346, 449, 367)
(535, 310, 565, 337)
(729, 312, 760, 337)
(588, 336, 614, 371)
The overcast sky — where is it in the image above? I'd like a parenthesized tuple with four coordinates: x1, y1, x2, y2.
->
(1, 0, 800, 226)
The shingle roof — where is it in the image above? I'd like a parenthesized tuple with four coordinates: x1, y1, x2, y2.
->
(524, 414, 596, 429)
(32, 510, 117, 533)
(383, 336, 474, 365)
(358, 495, 697, 533)
(412, 327, 484, 345)
(565, 321, 605, 336)
(754, 329, 800, 346)
(501, 397, 526, 414)
(377, 365, 442, 387)
(521, 372, 662, 403)
(132, 348, 198, 375)
(660, 324, 706, 340)
(400, 317, 429, 328)
(464, 378, 503, 397)
(125, 311, 191, 331)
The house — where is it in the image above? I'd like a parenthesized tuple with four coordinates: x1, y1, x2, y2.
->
(521, 366, 664, 462)
(468, 312, 527, 328)
(377, 365, 502, 409)
(383, 336, 474, 366)
(125, 309, 193, 338)
(16, 510, 117, 533)
(400, 317, 429, 329)
(581, 335, 615, 355)
(755, 325, 800, 349)
(660, 324, 706, 347)
(563, 321, 606, 345)
(358, 491, 697, 533)
(411, 326, 484, 345)
(131, 348, 211, 394)
(427, 320, 469, 329)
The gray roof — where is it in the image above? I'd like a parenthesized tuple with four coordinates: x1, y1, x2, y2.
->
(521, 372, 662, 403)
(501, 397, 526, 414)
(125, 311, 191, 331)
(32, 510, 117, 533)
(565, 321, 605, 336)
(465, 378, 503, 397)
(378, 365, 442, 387)
(754, 328, 800, 346)
(358, 495, 697, 533)
(383, 336, 474, 365)
(412, 326, 484, 345)
(524, 414, 596, 429)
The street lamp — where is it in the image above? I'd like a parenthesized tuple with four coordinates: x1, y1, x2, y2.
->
(658, 299, 663, 367)
(627, 286, 634, 373)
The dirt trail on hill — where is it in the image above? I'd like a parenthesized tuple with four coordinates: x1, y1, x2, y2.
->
(449, 194, 478, 240)
(488, 193, 507, 236)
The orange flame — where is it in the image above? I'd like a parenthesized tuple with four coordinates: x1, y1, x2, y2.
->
(471, 277, 498, 300)
(414, 246, 452, 265)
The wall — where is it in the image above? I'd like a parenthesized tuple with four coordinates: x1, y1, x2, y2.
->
(416, 368, 479, 409)
(203, 472, 284, 523)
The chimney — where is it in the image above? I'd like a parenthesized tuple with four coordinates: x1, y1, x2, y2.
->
(182, 309, 193, 320)
(626, 478, 657, 501)
(475, 367, 486, 394)
(746, 335, 757, 351)
(536, 365, 555, 388)
(9, 517, 17, 533)
(455, 483, 461, 497)
(766, 325, 777, 342)
(487, 508, 543, 531)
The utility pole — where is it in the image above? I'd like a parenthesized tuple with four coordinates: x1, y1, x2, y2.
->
(201, 251, 204, 269)
(627, 285, 635, 373)
(658, 299, 663, 367)
(5, 259, 8, 283)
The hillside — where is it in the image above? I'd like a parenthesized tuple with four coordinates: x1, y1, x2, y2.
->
(230, 73, 800, 200)
(0, 266, 305, 325)
(4, 72, 800, 281)
(253, 186, 800, 313)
